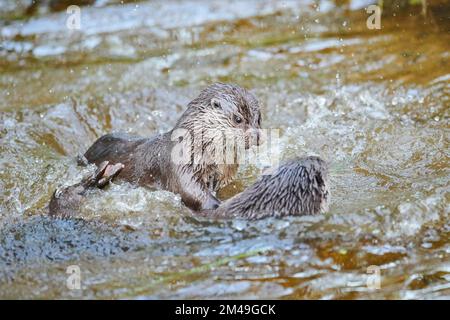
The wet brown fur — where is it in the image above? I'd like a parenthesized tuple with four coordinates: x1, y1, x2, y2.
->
(51, 83, 262, 214)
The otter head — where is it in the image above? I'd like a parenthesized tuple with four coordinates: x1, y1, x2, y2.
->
(178, 82, 261, 143)
(219, 156, 330, 219)
(205, 83, 262, 150)
(174, 83, 262, 187)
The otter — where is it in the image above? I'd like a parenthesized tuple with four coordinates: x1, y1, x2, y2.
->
(50, 83, 262, 215)
(204, 156, 329, 219)
(49, 156, 329, 219)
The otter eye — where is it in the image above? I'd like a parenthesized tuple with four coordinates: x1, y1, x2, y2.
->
(234, 115, 242, 124)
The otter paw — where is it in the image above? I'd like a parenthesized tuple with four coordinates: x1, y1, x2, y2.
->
(97, 163, 125, 188)
(93, 160, 110, 181)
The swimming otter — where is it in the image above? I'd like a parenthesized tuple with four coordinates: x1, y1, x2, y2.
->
(49, 156, 329, 219)
(50, 83, 262, 214)
(204, 156, 329, 219)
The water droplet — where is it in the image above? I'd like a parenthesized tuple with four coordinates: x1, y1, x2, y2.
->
(232, 220, 247, 231)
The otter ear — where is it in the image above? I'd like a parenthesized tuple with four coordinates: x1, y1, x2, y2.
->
(211, 98, 221, 109)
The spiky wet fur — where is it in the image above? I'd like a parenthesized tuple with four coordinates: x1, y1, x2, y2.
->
(207, 156, 330, 219)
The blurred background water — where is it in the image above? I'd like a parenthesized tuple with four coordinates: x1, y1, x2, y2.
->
(0, 0, 449, 299)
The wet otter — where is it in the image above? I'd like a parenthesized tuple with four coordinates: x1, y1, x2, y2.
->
(50, 83, 262, 214)
(205, 156, 329, 219)
(49, 156, 329, 219)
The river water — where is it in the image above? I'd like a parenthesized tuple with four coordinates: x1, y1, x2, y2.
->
(0, 0, 449, 299)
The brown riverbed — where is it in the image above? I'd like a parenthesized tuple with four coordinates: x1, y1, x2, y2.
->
(0, 0, 449, 299)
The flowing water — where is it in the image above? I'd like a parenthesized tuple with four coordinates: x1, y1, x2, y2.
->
(0, 0, 449, 299)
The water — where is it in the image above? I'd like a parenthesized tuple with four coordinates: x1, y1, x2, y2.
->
(0, 0, 449, 299)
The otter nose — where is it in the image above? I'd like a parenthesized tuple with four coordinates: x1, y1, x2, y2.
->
(256, 130, 262, 146)
(254, 128, 264, 146)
